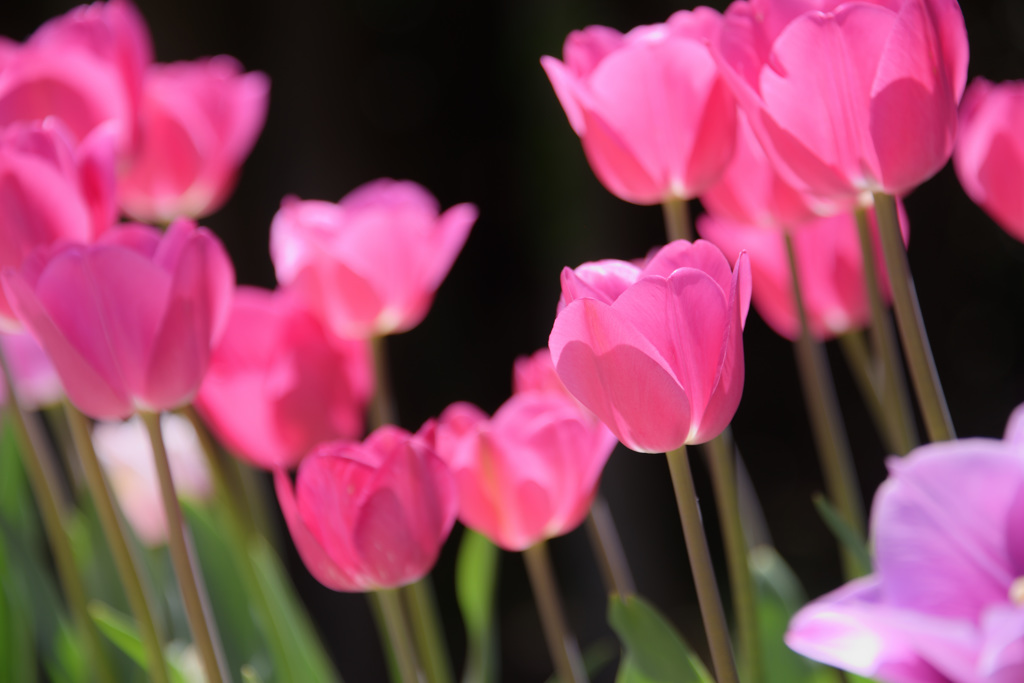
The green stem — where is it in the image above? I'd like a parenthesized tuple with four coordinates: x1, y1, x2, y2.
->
(403, 578, 455, 683)
(63, 402, 165, 683)
(139, 411, 227, 683)
(665, 446, 739, 683)
(852, 207, 918, 454)
(704, 433, 761, 683)
(784, 232, 866, 578)
(871, 192, 955, 442)
(370, 336, 398, 427)
(522, 542, 589, 683)
(661, 197, 693, 242)
(584, 496, 635, 598)
(837, 332, 897, 453)
(377, 588, 424, 683)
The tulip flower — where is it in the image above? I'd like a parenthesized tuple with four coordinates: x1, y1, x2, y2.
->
(274, 425, 458, 592)
(0, 0, 152, 147)
(270, 178, 478, 339)
(196, 286, 373, 470)
(541, 7, 737, 205)
(786, 403, 1024, 682)
(714, 0, 969, 205)
(93, 413, 212, 546)
(2, 218, 234, 419)
(954, 78, 1024, 244)
(119, 56, 270, 224)
(549, 239, 751, 453)
(0, 332, 63, 409)
(698, 204, 909, 342)
(0, 118, 118, 329)
(513, 348, 577, 399)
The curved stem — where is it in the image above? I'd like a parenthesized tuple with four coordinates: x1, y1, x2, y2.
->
(661, 197, 693, 242)
(522, 542, 588, 683)
(63, 402, 165, 683)
(585, 497, 635, 598)
(139, 411, 227, 683)
(403, 578, 455, 683)
(377, 588, 423, 683)
(871, 193, 954, 442)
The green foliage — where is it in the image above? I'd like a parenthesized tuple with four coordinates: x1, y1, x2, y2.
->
(811, 495, 872, 577)
(88, 601, 190, 683)
(607, 594, 714, 683)
(454, 529, 500, 683)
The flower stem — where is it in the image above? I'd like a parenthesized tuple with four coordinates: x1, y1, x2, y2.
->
(139, 410, 227, 683)
(584, 496, 635, 598)
(871, 192, 954, 442)
(522, 541, 589, 683)
(402, 577, 455, 683)
(784, 232, 866, 578)
(665, 445, 739, 683)
(370, 336, 398, 427)
(852, 207, 918, 454)
(704, 432, 761, 683)
(662, 197, 693, 242)
(376, 588, 423, 683)
(63, 402, 165, 683)
(837, 331, 897, 452)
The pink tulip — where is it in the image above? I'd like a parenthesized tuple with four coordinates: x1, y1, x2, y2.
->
(119, 56, 270, 224)
(93, 413, 212, 547)
(270, 179, 478, 339)
(549, 240, 751, 453)
(786, 403, 1024, 682)
(513, 348, 576, 398)
(0, 0, 152, 147)
(2, 219, 234, 419)
(0, 117, 118, 329)
(541, 8, 737, 205)
(954, 78, 1024, 244)
(714, 0, 969, 204)
(196, 286, 373, 470)
(0, 332, 63, 409)
(698, 203, 909, 341)
(274, 425, 458, 592)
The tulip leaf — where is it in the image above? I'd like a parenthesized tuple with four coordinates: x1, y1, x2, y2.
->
(0, 530, 37, 683)
(545, 637, 618, 683)
(607, 594, 714, 683)
(87, 601, 189, 683)
(0, 414, 40, 542)
(43, 618, 88, 683)
(811, 495, 872, 577)
(455, 528, 501, 683)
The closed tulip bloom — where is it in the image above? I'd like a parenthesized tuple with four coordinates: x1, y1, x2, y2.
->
(549, 240, 751, 453)
(119, 56, 270, 224)
(2, 219, 234, 419)
(196, 286, 373, 470)
(698, 204, 909, 341)
(0, 332, 63, 409)
(541, 8, 737, 205)
(0, 0, 152, 146)
(274, 425, 458, 592)
(513, 348, 576, 398)
(270, 179, 478, 339)
(786, 403, 1024, 682)
(954, 78, 1024, 243)
(93, 413, 211, 546)
(714, 0, 969, 204)
(0, 118, 118, 329)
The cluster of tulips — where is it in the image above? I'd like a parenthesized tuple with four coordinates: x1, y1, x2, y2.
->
(3, 0, 1024, 682)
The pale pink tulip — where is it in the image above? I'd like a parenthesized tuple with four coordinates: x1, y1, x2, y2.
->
(93, 413, 211, 546)
(274, 425, 458, 592)
(270, 179, 477, 338)
(549, 240, 751, 453)
(698, 203, 909, 341)
(196, 286, 373, 470)
(0, 117, 118, 329)
(541, 8, 737, 205)
(119, 56, 270, 223)
(2, 219, 234, 419)
(0, 0, 152, 147)
(513, 348, 575, 398)
(0, 332, 63, 409)
(954, 78, 1024, 244)
(714, 0, 969, 205)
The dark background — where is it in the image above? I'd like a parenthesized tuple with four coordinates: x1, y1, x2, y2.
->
(5, 0, 1024, 680)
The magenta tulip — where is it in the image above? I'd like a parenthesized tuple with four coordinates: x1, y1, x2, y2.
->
(274, 425, 458, 592)
(0, 332, 63, 410)
(2, 219, 234, 419)
(954, 78, 1024, 244)
(196, 286, 373, 470)
(0, 118, 118, 329)
(270, 179, 478, 339)
(786, 403, 1024, 682)
(0, 0, 152, 146)
(714, 0, 969, 204)
(541, 7, 737, 205)
(119, 56, 270, 223)
(549, 240, 751, 453)
(698, 204, 908, 342)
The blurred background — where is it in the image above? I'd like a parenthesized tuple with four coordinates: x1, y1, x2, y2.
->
(4, 0, 1024, 680)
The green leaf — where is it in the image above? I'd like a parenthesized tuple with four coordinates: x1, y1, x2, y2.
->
(88, 601, 189, 683)
(0, 531, 37, 683)
(242, 664, 267, 683)
(0, 413, 40, 543)
(455, 529, 501, 683)
(545, 637, 619, 683)
(811, 495, 872, 577)
(607, 594, 714, 683)
(43, 619, 88, 683)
